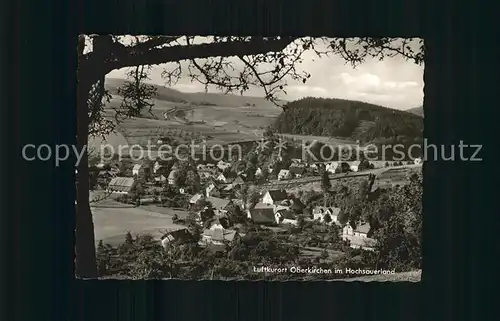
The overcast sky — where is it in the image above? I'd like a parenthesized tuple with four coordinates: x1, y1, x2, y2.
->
(106, 38, 424, 110)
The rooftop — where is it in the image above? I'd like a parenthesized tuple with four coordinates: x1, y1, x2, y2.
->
(265, 189, 288, 202)
(249, 208, 275, 224)
(108, 177, 135, 193)
(206, 197, 231, 209)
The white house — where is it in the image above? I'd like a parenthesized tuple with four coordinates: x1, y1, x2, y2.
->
(262, 190, 288, 206)
(215, 173, 227, 183)
(217, 160, 231, 171)
(342, 222, 376, 250)
(278, 169, 291, 180)
(275, 209, 298, 226)
(349, 161, 360, 172)
(325, 162, 339, 174)
(167, 170, 177, 185)
(205, 182, 221, 198)
(189, 193, 203, 205)
(132, 164, 142, 176)
(201, 226, 238, 246)
(313, 206, 341, 224)
(255, 167, 263, 177)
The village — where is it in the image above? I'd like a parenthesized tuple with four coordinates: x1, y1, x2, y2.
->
(89, 139, 423, 263)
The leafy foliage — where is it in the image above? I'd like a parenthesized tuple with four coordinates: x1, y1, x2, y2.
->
(115, 65, 158, 121)
(272, 97, 423, 144)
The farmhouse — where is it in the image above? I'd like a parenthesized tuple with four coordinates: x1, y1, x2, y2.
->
(215, 173, 227, 183)
(167, 170, 178, 185)
(217, 160, 231, 171)
(201, 227, 238, 246)
(107, 177, 136, 195)
(205, 182, 221, 197)
(247, 207, 276, 225)
(189, 193, 203, 205)
(325, 162, 339, 174)
(313, 206, 341, 224)
(132, 164, 143, 176)
(262, 189, 288, 206)
(275, 209, 299, 226)
(206, 197, 232, 216)
(278, 169, 291, 180)
(349, 161, 360, 172)
(342, 222, 377, 250)
(160, 228, 192, 248)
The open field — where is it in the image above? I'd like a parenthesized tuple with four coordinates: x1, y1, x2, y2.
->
(91, 193, 188, 246)
(278, 133, 357, 146)
(96, 94, 281, 148)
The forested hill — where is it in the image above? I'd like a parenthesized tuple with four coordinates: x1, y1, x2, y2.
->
(272, 97, 424, 144)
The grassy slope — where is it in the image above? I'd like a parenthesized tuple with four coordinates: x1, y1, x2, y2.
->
(105, 78, 286, 108)
(101, 78, 285, 148)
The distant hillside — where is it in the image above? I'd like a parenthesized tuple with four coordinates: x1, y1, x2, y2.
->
(272, 97, 424, 144)
(407, 106, 424, 117)
(105, 78, 286, 108)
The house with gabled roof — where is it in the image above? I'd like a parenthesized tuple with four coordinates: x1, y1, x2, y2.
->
(107, 177, 136, 195)
(262, 189, 288, 206)
(167, 170, 178, 185)
(189, 193, 204, 205)
(325, 162, 339, 174)
(161, 228, 192, 248)
(132, 164, 142, 176)
(205, 181, 221, 198)
(215, 172, 227, 183)
(217, 160, 231, 171)
(278, 169, 291, 180)
(206, 197, 232, 216)
(275, 209, 299, 226)
(313, 206, 341, 224)
(342, 222, 377, 251)
(349, 161, 360, 172)
(247, 205, 276, 226)
(202, 228, 238, 246)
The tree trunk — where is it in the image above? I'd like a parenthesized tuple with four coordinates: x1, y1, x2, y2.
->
(75, 78, 98, 278)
